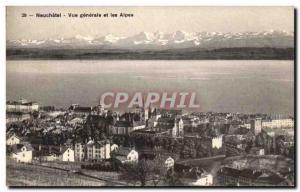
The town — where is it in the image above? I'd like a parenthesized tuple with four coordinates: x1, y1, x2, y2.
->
(6, 98, 295, 186)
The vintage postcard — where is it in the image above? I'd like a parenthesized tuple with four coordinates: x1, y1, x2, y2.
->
(6, 6, 295, 187)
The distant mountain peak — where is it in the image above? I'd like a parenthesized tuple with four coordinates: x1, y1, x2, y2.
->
(7, 30, 294, 50)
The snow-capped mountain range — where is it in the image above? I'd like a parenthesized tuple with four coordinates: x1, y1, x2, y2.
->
(7, 30, 294, 50)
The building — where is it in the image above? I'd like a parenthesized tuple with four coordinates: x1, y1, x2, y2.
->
(110, 112, 146, 135)
(217, 167, 287, 186)
(36, 145, 60, 161)
(75, 140, 113, 162)
(68, 117, 84, 126)
(6, 135, 21, 146)
(6, 99, 39, 113)
(158, 108, 183, 118)
(251, 118, 262, 135)
(110, 121, 146, 135)
(165, 156, 175, 170)
(59, 147, 75, 162)
(212, 135, 223, 149)
(156, 117, 184, 137)
(146, 107, 162, 127)
(126, 149, 139, 162)
(111, 144, 119, 152)
(10, 143, 33, 163)
(74, 142, 86, 161)
(33, 145, 60, 161)
(224, 139, 246, 157)
(86, 140, 111, 161)
(249, 148, 265, 156)
(130, 128, 169, 137)
(262, 118, 294, 129)
(181, 167, 213, 186)
(181, 133, 225, 158)
(6, 112, 31, 123)
(40, 153, 59, 161)
(69, 104, 91, 116)
(115, 147, 139, 163)
(191, 173, 213, 186)
(132, 105, 149, 121)
(91, 104, 106, 115)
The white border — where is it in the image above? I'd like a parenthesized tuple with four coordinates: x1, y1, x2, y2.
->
(1, 0, 298, 192)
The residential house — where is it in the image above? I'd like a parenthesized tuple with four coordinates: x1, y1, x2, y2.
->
(126, 149, 139, 162)
(250, 147, 265, 156)
(10, 143, 33, 163)
(34, 145, 60, 161)
(115, 147, 139, 163)
(111, 144, 119, 152)
(191, 173, 213, 186)
(6, 135, 21, 146)
(59, 147, 75, 162)
(212, 135, 223, 149)
(165, 156, 175, 170)
(182, 167, 213, 186)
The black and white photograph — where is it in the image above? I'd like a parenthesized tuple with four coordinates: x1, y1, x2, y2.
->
(5, 6, 295, 187)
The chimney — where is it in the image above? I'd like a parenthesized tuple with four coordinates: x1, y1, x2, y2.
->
(39, 144, 42, 151)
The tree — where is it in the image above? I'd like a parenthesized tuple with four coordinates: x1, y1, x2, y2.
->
(276, 135, 287, 155)
(245, 139, 253, 154)
(119, 156, 169, 186)
(165, 168, 183, 186)
(32, 111, 39, 119)
(119, 159, 149, 186)
(6, 146, 12, 156)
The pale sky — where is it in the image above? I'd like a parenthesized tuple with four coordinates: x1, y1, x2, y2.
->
(6, 6, 294, 40)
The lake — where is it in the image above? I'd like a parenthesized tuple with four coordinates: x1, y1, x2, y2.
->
(6, 60, 294, 115)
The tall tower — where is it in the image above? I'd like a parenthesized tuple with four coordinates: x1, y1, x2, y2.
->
(144, 108, 149, 121)
(251, 118, 262, 135)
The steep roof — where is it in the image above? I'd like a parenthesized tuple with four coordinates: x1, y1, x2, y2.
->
(74, 107, 91, 113)
(11, 143, 34, 153)
(60, 147, 73, 155)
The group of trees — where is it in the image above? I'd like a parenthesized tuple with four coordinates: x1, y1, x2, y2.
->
(244, 131, 294, 159)
(275, 135, 294, 158)
(119, 157, 182, 186)
(112, 136, 134, 147)
(255, 131, 275, 154)
(130, 135, 224, 159)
